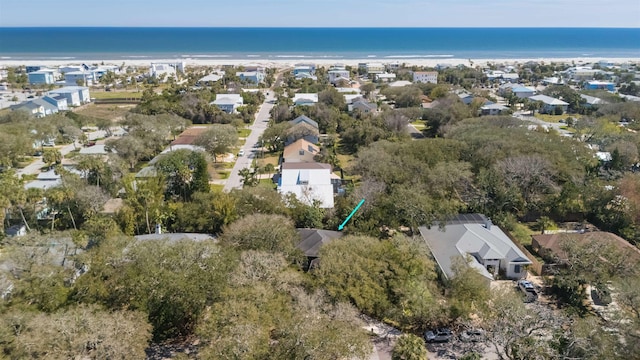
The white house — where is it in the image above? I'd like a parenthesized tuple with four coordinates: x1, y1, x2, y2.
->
(328, 65, 350, 84)
(28, 69, 56, 84)
(419, 214, 532, 281)
(278, 162, 334, 208)
(529, 94, 569, 114)
(49, 86, 91, 106)
(211, 94, 244, 113)
(375, 72, 397, 82)
(149, 62, 184, 81)
(43, 95, 69, 111)
(413, 71, 438, 84)
(292, 93, 318, 106)
(480, 103, 509, 116)
(236, 71, 265, 84)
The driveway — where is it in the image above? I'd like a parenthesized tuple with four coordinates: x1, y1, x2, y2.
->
(223, 91, 276, 192)
(513, 111, 573, 137)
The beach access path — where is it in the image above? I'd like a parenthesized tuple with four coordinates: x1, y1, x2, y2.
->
(223, 91, 276, 192)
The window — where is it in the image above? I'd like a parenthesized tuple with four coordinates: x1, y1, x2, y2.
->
(299, 150, 305, 155)
(514, 265, 521, 273)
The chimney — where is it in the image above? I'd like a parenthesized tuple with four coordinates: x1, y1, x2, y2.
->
(155, 223, 162, 235)
(484, 218, 492, 230)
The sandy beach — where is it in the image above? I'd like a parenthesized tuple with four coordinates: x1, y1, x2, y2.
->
(1, 57, 638, 69)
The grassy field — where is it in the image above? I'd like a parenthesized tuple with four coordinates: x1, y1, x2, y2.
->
(237, 128, 251, 138)
(91, 91, 142, 100)
(255, 154, 280, 168)
(534, 114, 579, 123)
(410, 119, 426, 130)
(258, 178, 276, 190)
(210, 184, 225, 192)
(75, 104, 134, 121)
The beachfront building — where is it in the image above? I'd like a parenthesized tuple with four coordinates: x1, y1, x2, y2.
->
(529, 94, 569, 114)
(585, 81, 615, 91)
(236, 71, 265, 84)
(49, 86, 91, 107)
(197, 73, 224, 86)
(293, 65, 315, 77)
(563, 67, 604, 81)
(28, 69, 56, 85)
(480, 103, 510, 116)
(412, 71, 438, 84)
(211, 94, 243, 113)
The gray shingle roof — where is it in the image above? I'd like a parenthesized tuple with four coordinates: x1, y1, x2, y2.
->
(297, 228, 343, 257)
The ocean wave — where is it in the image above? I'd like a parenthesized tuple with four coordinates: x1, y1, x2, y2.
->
(181, 54, 232, 58)
(122, 55, 150, 58)
(247, 55, 262, 58)
(383, 54, 454, 58)
(367, 55, 377, 58)
(0, 57, 11, 59)
(49, 57, 76, 60)
(274, 55, 308, 58)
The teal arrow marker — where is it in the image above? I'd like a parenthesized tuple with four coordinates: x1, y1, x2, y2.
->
(338, 199, 365, 231)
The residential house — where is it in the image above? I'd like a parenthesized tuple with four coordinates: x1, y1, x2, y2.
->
(278, 162, 335, 208)
(237, 71, 265, 84)
(585, 81, 615, 91)
(295, 63, 317, 73)
(413, 71, 438, 84)
(295, 72, 318, 81)
(28, 69, 56, 84)
(328, 64, 350, 84)
(43, 95, 69, 111)
(292, 93, 318, 106)
(287, 115, 319, 145)
(564, 67, 603, 81)
(480, 103, 510, 116)
(350, 99, 377, 114)
(293, 65, 315, 77)
(297, 228, 343, 270)
(32, 98, 59, 116)
(26, 66, 45, 73)
(344, 94, 364, 105)
(458, 92, 475, 105)
(149, 63, 183, 81)
(197, 73, 224, 86)
(419, 213, 532, 281)
(10, 101, 46, 117)
(59, 65, 84, 74)
(25, 169, 63, 190)
(498, 83, 535, 98)
(389, 80, 413, 87)
(580, 94, 607, 108)
(5, 224, 27, 237)
(375, 72, 396, 82)
(529, 94, 569, 114)
(282, 138, 320, 163)
(65, 71, 95, 86)
(531, 231, 640, 273)
(363, 63, 385, 75)
(211, 93, 244, 113)
(49, 86, 91, 106)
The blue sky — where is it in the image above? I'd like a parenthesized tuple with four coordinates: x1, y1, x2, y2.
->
(1, 0, 639, 27)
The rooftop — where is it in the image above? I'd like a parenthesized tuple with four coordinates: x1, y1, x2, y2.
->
(281, 162, 331, 170)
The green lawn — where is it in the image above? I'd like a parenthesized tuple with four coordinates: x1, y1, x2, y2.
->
(210, 184, 225, 192)
(91, 91, 142, 100)
(258, 178, 276, 190)
(75, 104, 134, 121)
(237, 128, 251, 138)
(216, 171, 230, 180)
(534, 114, 579, 123)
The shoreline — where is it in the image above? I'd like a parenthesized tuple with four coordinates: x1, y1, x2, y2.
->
(1, 57, 638, 69)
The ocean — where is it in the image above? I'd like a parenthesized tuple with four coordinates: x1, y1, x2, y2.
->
(0, 27, 639, 61)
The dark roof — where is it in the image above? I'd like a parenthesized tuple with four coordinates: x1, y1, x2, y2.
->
(297, 228, 343, 257)
(289, 115, 319, 129)
(281, 162, 331, 170)
(531, 231, 640, 262)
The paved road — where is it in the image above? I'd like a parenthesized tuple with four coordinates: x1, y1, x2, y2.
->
(223, 92, 277, 192)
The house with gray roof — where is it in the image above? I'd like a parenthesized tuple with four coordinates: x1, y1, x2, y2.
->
(419, 214, 531, 281)
(529, 94, 569, 114)
(297, 228, 342, 269)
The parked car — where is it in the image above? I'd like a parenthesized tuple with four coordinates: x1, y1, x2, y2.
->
(460, 328, 485, 342)
(518, 280, 538, 303)
(424, 328, 453, 343)
(237, 149, 245, 157)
